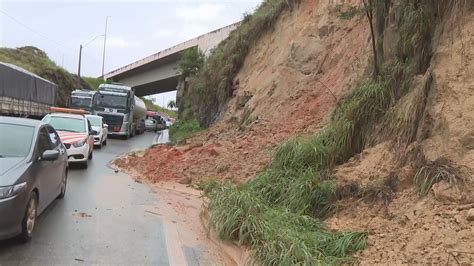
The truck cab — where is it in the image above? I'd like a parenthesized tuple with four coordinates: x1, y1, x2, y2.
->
(68, 90, 97, 113)
(95, 83, 145, 139)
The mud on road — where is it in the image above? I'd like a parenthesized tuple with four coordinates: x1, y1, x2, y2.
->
(0, 131, 234, 265)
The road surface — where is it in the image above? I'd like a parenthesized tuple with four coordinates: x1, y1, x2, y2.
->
(0, 131, 229, 265)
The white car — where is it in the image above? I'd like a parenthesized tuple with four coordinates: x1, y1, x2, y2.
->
(85, 115, 108, 148)
(42, 110, 95, 168)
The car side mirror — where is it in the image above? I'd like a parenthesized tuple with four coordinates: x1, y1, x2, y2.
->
(104, 124, 108, 129)
(42, 150, 59, 161)
(91, 130, 98, 135)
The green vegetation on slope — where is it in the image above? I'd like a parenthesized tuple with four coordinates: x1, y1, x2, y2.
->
(180, 0, 300, 127)
(168, 119, 202, 143)
(141, 97, 177, 118)
(0, 46, 88, 106)
(202, 1, 463, 264)
(82, 76, 103, 90)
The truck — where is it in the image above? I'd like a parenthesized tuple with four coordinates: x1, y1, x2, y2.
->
(68, 89, 97, 113)
(0, 62, 57, 118)
(95, 83, 146, 139)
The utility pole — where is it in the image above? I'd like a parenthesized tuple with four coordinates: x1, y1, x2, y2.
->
(101, 16, 110, 79)
(78, 44, 83, 77)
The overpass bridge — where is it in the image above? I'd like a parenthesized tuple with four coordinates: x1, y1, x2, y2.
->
(103, 22, 239, 97)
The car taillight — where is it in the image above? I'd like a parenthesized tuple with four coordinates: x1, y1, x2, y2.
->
(114, 126, 121, 132)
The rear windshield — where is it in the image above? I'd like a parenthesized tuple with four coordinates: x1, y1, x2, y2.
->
(43, 115, 86, 133)
(87, 116, 102, 127)
(0, 123, 35, 157)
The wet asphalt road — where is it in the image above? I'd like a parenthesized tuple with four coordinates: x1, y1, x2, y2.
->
(0, 131, 173, 265)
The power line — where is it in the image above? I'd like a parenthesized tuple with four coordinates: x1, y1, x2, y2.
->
(1, 9, 104, 71)
(0, 9, 74, 53)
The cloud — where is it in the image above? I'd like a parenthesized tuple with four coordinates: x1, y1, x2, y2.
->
(152, 28, 174, 39)
(176, 3, 225, 22)
(106, 36, 140, 48)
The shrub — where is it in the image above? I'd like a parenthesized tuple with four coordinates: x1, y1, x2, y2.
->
(179, 47, 205, 78)
(168, 119, 202, 143)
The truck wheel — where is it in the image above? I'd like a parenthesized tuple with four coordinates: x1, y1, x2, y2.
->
(19, 191, 38, 242)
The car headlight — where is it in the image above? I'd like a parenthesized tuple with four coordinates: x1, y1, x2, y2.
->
(73, 139, 86, 148)
(0, 182, 27, 199)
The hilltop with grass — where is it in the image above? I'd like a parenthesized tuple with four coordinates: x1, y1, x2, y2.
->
(114, 0, 474, 264)
(0, 46, 98, 106)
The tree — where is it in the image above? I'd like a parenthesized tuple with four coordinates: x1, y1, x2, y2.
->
(362, 0, 380, 78)
(179, 47, 205, 78)
(167, 100, 176, 110)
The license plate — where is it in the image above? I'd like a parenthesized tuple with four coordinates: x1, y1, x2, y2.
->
(105, 108, 117, 113)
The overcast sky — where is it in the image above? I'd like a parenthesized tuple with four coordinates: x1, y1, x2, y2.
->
(0, 0, 261, 107)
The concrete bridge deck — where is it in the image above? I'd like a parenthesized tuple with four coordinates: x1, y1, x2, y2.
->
(103, 22, 239, 97)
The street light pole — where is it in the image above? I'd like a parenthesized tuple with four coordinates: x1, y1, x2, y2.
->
(78, 44, 83, 78)
(101, 16, 110, 79)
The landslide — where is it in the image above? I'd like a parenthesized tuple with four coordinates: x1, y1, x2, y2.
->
(116, 0, 370, 183)
(0, 46, 92, 106)
(116, 0, 474, 264)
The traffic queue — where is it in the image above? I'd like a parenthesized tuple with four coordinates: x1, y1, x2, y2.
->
(0, 63, 169, 242)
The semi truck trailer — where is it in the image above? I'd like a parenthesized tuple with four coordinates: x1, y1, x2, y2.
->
(0, 62, 57, 118)
(95, 83, 146, 139)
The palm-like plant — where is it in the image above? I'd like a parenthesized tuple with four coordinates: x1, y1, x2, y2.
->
(167, 100, 176, 109)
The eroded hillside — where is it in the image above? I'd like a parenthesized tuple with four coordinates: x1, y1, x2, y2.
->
(116, 0, 473, 264)
(117, 0, 371, 183)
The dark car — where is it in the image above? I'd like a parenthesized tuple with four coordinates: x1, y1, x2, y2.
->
(0, 116, 68, 242)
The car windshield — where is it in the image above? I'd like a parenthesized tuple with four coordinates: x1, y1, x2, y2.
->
(87, 116, 102, 127)
(0, 123, 35, 158)
(70, 97, 92, 109)
(97, 93, 127, 109)
(43, 116, 86, 133)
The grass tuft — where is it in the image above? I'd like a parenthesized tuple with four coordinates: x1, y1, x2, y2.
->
(204, 182, 367, 265)
(413, 158, 470, 197)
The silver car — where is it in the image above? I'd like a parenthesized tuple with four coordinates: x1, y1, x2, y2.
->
(145, 118, 158, 131)
(0, 117, 68, 242)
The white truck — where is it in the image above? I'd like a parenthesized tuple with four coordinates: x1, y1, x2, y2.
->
(0, 62, 57, 118)
(68, 89, 97, 113)
(95, 83, 146, 139)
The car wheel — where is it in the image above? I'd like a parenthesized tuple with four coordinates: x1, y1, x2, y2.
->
(82, 159, 88, 169)
(19, 191, 38, 242)
(97, 142, 102, 149)
(58, 170, 67, 199)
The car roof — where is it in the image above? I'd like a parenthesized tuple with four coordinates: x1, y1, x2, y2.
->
(0, 116, 45, 128)
(48, 112, 85, 119)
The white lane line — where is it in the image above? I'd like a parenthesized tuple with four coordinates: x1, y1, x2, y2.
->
(163, 220, 188, 266)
